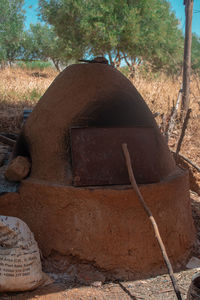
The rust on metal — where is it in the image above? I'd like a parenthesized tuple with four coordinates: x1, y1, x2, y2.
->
(70, 127, 161, 186)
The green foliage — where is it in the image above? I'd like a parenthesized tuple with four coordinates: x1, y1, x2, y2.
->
(22, 23, 74, 71)
(16, 60, 52, 70)
(135, 0, 184, 73)
(0, 0, 197, 76)
(118, 66, 130, 78)
(0, 0, 25, 66)
(29, 88, 42, 101)
(39, 0, 86, 60)
(191, 34, 200, 74)
(38, 0, 184, 75)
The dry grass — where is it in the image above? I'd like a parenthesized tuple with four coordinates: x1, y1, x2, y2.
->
(131, 74, 200, 166)
(0, 66, 199, 168)
(0, 67, 58, 133)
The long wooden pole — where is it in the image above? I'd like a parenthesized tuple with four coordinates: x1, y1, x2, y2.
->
(181, 0, 194, 116)
(122, 143, 182, 300)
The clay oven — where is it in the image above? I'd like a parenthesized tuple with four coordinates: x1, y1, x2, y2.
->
(0, 61, 195, 280)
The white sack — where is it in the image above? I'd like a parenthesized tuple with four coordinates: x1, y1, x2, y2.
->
(0, 215, 44, 292)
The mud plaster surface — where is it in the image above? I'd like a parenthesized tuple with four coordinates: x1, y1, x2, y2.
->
(0, 168, 195, 279)
(17, 63, 176, 184)
(0, 147, 199, 299)
(1, 192, 200, 299)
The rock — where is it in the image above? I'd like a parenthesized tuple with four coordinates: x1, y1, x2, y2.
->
(91, 281, 103, 287)
(186, 257, 200, 269)
(76, 264, 105, 285)
(5, 156, 31, 182)
(0, 153, 5, 167)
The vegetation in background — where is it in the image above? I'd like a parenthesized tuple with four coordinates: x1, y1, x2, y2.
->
(16, 60, 52, 70)
(0, 0, 25, 67)
(0, 67, 57, 132)
(191, 34, 200, 75)
(0, 0, 199, 76)
(38, 0, 184, 76)
(22, 24, 73, 71)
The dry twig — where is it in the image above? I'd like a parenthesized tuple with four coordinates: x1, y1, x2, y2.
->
(0, 134, 15, 147)
(172, 151, 200, 173)
(166, 87, 183, 142)
(175, 108, 192, 158)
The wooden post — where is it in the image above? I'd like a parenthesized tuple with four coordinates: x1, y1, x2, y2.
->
(175, 108, 191, 158)
(181, 0, 194, 116)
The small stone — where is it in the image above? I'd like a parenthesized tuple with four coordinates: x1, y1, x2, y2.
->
(5, 156, 31, 182)
(76, 265, 105, 285)
(186, 257, 200, 269)
(91, 281, 103, 287)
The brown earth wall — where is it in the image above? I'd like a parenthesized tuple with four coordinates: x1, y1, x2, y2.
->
(0, 168, 195, 279)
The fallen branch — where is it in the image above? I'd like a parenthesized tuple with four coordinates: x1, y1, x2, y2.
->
(153, 289, 174, 294)
(0, 134, 16, 147)
(172, 151, 200, 173)
(122, 143, 182, 300)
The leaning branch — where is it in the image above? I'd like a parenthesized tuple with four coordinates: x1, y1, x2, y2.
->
(172, 151, 200, 173)
(0, 134, 16, 147)
(122, 143, 182, 300)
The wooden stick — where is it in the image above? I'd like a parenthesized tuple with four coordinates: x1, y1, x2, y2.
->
(181, 0, 193, 115)
(172, 151, 200, 173)
(166, 87, 183, 142)
(175, 108, 191, 158)
(0, 134, 16, 147)
(122, 143, 182, 300)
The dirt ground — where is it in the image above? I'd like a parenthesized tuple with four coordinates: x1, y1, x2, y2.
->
(0, 264, 200, 299)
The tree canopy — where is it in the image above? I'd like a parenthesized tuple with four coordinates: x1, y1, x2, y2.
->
(38, 0, 184, 74)
(191, 34, 200, 75)
(22, 23, 72, 71)
(0, 0, 199, 76)
(0, 0, 25, 66)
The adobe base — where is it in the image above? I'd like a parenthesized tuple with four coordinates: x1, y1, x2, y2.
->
(0, 168, 195, 279)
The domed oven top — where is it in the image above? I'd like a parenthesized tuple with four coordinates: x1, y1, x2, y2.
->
(14, 61, 176, 185)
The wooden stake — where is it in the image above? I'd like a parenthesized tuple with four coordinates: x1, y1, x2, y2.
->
(175, 108, 191, 158)
(122, 143, 182, 300)
(166, 86, 183, 142)
(181, 0, 193, 117)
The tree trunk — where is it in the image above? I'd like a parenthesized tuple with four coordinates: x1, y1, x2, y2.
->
(0, 60, 6, 69)
(124, 55, 135, 78)
(108, 52, 114, 66)
(52, 59, 61, 72)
